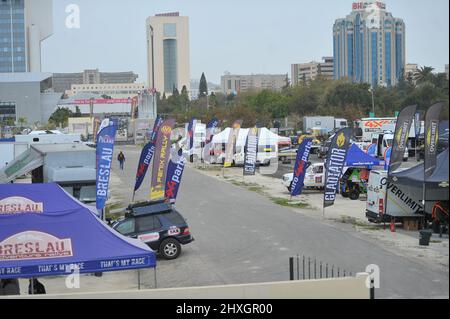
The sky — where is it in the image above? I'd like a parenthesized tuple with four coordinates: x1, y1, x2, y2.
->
(42, 0, 450, 85)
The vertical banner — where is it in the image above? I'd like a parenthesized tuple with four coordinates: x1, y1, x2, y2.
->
(224, 120, 243, 168)
(388, 105, 417, 174)
(165, 148, 187, 203)
(384, 105, 417, 218)
(291, 138, 313, 196)
(323, 128, 353, 208)
(150, 119, 175, 200)
(134, 116, 163, 192)
(96, 122, 118, 210)
(424, 102, 444, 180)
(243, 127, 259, 176)
(187, 118, 197, 155)
(203, 118, 220, 161)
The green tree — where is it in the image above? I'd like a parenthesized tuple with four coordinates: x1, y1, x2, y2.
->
(74, 106, 82, 117)
(414, 66, 435, 85)
(18, 117, 27, 128)
(198, 73, 208, 98)
(49, 108, 73, 127)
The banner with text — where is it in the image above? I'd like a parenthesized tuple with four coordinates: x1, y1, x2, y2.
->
(134, 116, 163, 192)
(96, 122, 118, 210)
(424, 102, 444, 180)
(291, 138, 313, 196)
(243, 127, 259, 176)
(150, 119, 175, 200)
(224, 120, 243, 168)
(323, 128, 353, 208)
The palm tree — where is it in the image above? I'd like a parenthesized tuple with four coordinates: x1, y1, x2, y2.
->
(414, 66, 435, 85)
(18, 117, 27, 129)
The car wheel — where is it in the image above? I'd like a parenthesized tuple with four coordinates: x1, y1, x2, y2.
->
(160, 238, 181, 260)
(349, 190, 360, 200)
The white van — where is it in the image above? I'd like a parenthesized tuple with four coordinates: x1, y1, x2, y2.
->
(370, 132, 409, 161)
(366, 170, 423, 223)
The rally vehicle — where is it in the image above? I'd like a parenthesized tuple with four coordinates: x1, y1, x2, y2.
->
(112, 200, 194, 260)
(282, 162, 326, 192)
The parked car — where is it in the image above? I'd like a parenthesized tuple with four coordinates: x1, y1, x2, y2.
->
(112, 200, 194, 260)
(282, 162, 326, 192)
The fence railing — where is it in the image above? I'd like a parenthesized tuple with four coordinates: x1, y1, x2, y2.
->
(289, 255, 355, 281)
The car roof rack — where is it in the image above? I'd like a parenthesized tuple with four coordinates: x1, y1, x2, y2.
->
(126, 199, 172, 217)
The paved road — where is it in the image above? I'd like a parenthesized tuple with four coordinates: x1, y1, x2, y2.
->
(112, 146, 448, 299)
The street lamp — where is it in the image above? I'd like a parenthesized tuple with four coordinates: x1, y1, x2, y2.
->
(368, 87, 375, 117)
(149, 25, 156, 118)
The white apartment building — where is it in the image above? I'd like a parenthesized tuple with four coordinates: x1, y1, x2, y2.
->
(221, 74, 287, 95)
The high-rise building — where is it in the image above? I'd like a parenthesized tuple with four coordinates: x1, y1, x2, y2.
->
(291, 57, 334, 86)
(146, 12, 190, 95)
(0, 0, 53, 73)
(333, 2, 405, 87)
(445, 64, 449, 80)
(221, 74, 288, 95)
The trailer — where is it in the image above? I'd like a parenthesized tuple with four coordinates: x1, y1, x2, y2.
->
(0, 142, 29, 169)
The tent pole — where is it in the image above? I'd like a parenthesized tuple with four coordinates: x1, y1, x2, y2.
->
(137, 269, 141, 290)
(30, 277, 34, 295)
(154, 267, 157, 289)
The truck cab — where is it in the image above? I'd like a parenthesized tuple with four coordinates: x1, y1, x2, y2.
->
(370, 132, 408, 161)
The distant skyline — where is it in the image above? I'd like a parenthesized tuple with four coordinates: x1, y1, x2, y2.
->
(42, 0, 449, 85)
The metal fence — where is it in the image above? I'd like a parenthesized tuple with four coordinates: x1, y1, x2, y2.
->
(289, 254, 355, 281)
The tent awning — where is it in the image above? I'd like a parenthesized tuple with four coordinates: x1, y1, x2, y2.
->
(0, 148, 44, 183)
(0, 183, 156, 279)
(345, 144, 382, 167)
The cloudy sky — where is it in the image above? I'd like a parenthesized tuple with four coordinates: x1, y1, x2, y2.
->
(42, 0, 449, 84)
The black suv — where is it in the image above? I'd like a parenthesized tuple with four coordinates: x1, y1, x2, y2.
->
(112, 200, 194, 260)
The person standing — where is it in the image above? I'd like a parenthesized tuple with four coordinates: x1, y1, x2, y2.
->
(117, 151, 126, 171)
(28, 278, 46, 295)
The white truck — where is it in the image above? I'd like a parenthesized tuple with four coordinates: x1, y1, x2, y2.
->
(302, 117, 348, 135)
(365, 170, 423, 223)
(354, 118, 397, 142)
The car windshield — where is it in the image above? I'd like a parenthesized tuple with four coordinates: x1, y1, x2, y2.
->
(115, 218, 135, 235)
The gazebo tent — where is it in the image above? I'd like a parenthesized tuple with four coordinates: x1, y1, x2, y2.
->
(345, 144, 382, 167)
(0, 183, 156, 279)
(391, 148, 449, 205)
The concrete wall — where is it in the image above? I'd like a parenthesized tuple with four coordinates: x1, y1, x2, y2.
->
(0, 82, 42, 125)
(9, 275, 371, 299)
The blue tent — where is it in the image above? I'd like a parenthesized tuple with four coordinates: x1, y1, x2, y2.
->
(0, 183, 156, 279)
(345, 144, 382, 167)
